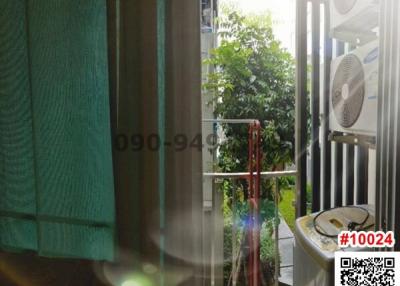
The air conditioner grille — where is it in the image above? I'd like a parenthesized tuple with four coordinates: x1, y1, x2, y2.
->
(332, 54, 365, 128)
(334, 0, 358, 15)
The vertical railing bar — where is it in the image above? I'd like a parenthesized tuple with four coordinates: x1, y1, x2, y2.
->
(323, 0, 333, 210)
(375, 0, 386, 233)
(295, 0, 308, 217)
(311, 0, 321, 212)
(335, 142, 343, 207)
(346, 145, 355, 205)
(334, 41, 344, 208)
(392, 0, 400, 250)
(343, 35, 355, 207)
(379, 0, 390, 232)
(385, 0, 399, 233)
(232, 178, 237, 286)
(357, 147, 369, 205)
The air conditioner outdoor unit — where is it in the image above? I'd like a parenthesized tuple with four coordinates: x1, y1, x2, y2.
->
(330, 0, 379, 43)
(329, 40, 379, 136)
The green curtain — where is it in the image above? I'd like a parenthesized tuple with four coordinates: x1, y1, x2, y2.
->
(0, 0, 115, 261)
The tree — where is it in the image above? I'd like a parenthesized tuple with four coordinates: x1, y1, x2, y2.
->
(204, 11, 296, 199)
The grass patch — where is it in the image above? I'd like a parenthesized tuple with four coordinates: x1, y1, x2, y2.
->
(278, 188, 296, 231)
(278, 185, 313, 232)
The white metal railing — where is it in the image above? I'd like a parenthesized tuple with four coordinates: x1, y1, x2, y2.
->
(202, 119, 297, 285)
(205, 170, 297, 286)
(203, 170, 297, 179)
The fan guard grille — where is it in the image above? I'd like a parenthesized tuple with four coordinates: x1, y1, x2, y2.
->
(332, 54, 365, 128)
(334, 0, 358, 15)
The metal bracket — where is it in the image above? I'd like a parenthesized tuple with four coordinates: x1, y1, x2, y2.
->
(328, 132, 376, 149)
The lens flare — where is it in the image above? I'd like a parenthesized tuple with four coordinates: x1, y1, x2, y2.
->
(120, 274, 153, 286)
(121, 280, 140, 286)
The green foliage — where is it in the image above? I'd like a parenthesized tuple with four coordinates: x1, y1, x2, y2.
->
(223, 211, 278, 285)
(306, 183, 312, 210)
(223, 223, 233, 282)
(204, 11, 296, 176)
(260, 223, 276, 263)
(278, 175, 296, 190)
(222, 183, 279, 285)
(222, 180, 276, 226)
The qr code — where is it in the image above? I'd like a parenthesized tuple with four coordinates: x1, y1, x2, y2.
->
(335, 252, 400, 286)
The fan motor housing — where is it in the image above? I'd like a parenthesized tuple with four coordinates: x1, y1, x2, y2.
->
(330, 0, 379, 44)
(329, 41, 379, 136)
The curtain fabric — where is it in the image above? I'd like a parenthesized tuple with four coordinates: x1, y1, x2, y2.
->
(0, 0, 115, 261)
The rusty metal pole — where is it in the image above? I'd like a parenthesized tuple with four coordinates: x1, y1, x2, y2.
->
(254, 121, 262, 286)
(247, 123, 254, 286)
(247, 121, 262, 286)
(274, 177, 280, 286)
